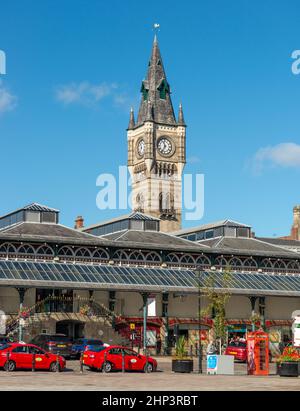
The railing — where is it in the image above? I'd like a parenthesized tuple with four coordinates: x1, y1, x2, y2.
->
(5, 296, 129, 343)
(6, 296, 52, 336)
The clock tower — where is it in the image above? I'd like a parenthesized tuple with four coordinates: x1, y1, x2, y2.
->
(127, 35, 186, 232)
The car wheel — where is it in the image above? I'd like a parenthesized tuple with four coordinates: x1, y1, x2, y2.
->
(102, 361, 112, 373)
(4, 360, 16, 372)
(144, 362, 153, 373)
(49, 362, 60, 372)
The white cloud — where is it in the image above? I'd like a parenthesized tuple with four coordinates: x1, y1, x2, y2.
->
(55, 81, 119, 107)
(252, 142, 300, 174)
(187, 155, 201, 164)
(0, 80, 17, 114)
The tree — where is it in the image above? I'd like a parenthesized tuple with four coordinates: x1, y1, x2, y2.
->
(200, 268, 232, 351)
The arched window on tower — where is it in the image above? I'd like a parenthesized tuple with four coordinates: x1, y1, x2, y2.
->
(159, 193, 174, 213)
(136, 193, 144, 213)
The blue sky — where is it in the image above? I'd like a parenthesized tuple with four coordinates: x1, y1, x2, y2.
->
(1, 0, 300, 237)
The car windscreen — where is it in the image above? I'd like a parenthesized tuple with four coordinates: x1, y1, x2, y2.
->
(47, 336, 71, 342)
(86, 345, 106, 352)
(86, 340, 103, 345)
(229, 342, 246, 348)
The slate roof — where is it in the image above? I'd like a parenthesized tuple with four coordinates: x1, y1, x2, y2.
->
(257, 237, 300, 248)
(0, 221, 208, 252)
(198, 236, 299, 258)
(83, 211, 160, 232)
(0, 203, 59, 219)
(136, 36, 177, 126)
(0, 222, 110, 246)
(101, 229, 210, 252)
(172, 219, 251, 236)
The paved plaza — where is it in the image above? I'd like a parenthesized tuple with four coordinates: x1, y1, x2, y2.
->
(0, 358, 299, 391)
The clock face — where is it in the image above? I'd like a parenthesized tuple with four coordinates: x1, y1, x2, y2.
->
(157, 137, 172, 156)
(137, 139, 145, 156)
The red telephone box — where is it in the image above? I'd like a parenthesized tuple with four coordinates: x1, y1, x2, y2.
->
(247, 331, 269, 375)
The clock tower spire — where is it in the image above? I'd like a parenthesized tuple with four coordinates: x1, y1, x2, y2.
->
(127, 36, 186, 232)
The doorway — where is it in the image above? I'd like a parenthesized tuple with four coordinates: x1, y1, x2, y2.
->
(56, 320, 84, 339)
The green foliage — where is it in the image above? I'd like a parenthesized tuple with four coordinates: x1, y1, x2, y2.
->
(175, 335, 188, 360)
(200, 268, 232, 345)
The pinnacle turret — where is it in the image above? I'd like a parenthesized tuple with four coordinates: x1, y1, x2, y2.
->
(177, 103, 186, 126)
(128, 107, 135, 129)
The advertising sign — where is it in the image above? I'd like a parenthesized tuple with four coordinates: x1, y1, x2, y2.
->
(293, 316, 300, 347)
(207, 355, 218, 374)
(147, 297, 156, 317)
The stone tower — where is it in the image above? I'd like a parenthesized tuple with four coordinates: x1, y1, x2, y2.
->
(127, 36, 186, 232)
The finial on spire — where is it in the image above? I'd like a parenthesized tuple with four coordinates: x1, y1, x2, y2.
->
(128, 107, 135, 129)
(178, 102, 186, 126)
(153, 23, 160, 43)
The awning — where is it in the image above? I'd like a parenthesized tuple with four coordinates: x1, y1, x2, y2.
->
(0, 260, 300, 296)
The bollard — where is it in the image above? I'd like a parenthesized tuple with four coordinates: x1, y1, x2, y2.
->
(145, 349, 149, 373)
(56, 351, 60, 373)
(102, 351, 107, 373)
(80, 352, 84, 374)
(6, 351, 10, 372)
(32, 353, 36, 372)
(121, 350, 125, 373)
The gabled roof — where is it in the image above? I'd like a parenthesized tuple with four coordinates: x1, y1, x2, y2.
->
(0, 222, 110, 246)
(0, 203, 59, 219)
(22, 203, 59, 212)
(257, 237, 300, 248)
(83, 211, 159, 232)
(198, 236, 299, 258)
(102, 229, 210, 252)
(172, 219, 251, 236)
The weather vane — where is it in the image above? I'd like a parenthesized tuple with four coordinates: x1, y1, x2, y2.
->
(153, 23, 160, 34)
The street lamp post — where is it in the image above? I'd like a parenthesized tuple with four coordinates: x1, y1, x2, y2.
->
(195, 268, 203, 374)
(195, 266, 216, 374)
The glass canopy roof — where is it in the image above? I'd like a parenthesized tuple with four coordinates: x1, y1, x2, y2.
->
(0, 260, 299, 296)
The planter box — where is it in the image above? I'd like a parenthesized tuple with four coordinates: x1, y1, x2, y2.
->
(172, 359, 193, 373)
(277, 362, 299, 377)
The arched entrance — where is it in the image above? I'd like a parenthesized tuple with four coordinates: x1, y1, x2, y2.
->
(56, 320, 84, 339)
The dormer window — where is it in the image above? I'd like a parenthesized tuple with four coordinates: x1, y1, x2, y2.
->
(158, 79, 169, 100)
(141, 83, 149, 101)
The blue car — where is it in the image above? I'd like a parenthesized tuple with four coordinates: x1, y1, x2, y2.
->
(71, 338, 104, 358)
(0, 336, 11, 349)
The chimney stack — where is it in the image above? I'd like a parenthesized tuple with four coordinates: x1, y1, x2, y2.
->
(74, 216, 84, 230)
(291, 205, 300, 240)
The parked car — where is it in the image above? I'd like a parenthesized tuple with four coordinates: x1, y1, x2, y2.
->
(0, 336, 11, 349)
(71, 338, 104, 359)
(225, 341, 273, 363)
(0, 343, 66, 371)
(225, 341, 247, 362)
(83, 345, 157, 373)
(30, 334, 73, 358)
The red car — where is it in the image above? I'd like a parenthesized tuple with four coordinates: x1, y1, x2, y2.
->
(225, 341, 247, 362)
(83, 345, 157, 373)
(0, 343, 66, 372)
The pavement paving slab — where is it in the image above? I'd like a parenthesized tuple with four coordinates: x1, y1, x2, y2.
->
(0, 358, 299, 391)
